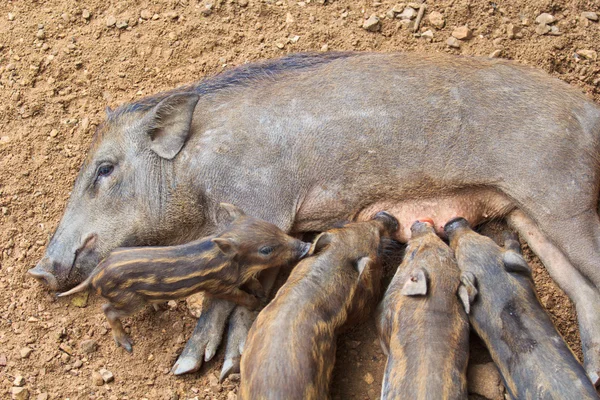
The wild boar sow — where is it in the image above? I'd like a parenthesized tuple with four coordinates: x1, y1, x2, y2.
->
(30, 52, 600, 379)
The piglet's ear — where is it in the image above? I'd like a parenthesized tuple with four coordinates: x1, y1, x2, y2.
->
(309, 232, 332, 256)
(144, 92, 200, 160)
(458, 272, 478, 314)
(218, 203, 246, 223)
(401, 268, 428, 296)
(212, 238, 239, 255)
(355, 257, 372, 279)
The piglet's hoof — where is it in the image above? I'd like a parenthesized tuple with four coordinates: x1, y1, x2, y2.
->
(114, 334, 134, 353)
(172, 297, 236, 375)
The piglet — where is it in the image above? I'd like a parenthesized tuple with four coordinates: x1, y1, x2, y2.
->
(59, 203, 310, 352)
(240, 212, 398, 400)
(377, 219, 469, 399)
(445, 217, 598, 400)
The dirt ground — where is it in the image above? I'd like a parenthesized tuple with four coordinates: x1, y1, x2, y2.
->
(1, 0, 599, 399)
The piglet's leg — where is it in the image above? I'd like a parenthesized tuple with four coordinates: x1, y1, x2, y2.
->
(220, 266, 281, 382)
(171, 297, 236, 375)
(103, 303, 134, 353)
(508, 209, 600, 386)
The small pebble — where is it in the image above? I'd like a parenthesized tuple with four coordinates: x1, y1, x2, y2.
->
(106, 16, 117, 27)
(8, 12, 15, 21)
(36, 393, 49, 400)
(80, 339, 98, 354)
(535, 23, 551, 35)
(421, 29, 434, 40)
(577, 49, 598, 61)
(446, 36, 460, 48)
(59, 343, 74, 355)
(363, 15, 381, 32)
(92, 371, 104, 386)
(13, 375, 25, 387)
(99, 368, 114, 383)
(398, 7, 417, 20)
(73, 359, 83, 368)
(363, 372, 375, 385)
(581, 11, 598, 21)
(36, 30, 45, 40)
(535, 13, 555, 25)
(20, 347, 33, 359)
(82, 9, 91, 20)
(428, 11, 445, 29)
(11, 387, 29, 400)
(452, 25, 472, 40)
(116, 20, 128, 29)
(140, 10, 152, 19)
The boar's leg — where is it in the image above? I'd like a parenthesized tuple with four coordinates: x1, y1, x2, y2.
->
(220, 306, 256, 382)
(508, 210, 600, 385)
(171, 297, 236, 375)
(219, 266, 280, 382)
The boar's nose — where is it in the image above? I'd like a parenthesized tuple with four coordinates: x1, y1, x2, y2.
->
(373, 211, 399, 235)
(28, 263, 59, 292)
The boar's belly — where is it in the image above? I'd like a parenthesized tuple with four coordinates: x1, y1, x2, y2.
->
(356, 188, 514, 242)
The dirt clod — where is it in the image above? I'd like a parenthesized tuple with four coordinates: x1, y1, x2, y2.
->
(452, 26, 472, 40)
(99, 368, 114, 383)
(92, 371, 104, 386)
(11, 387, 29, 400)
(363, 15, 381, 32)
(468, 362, 504, 399)
(20, 347, 33, 359)
(536, 13, 555, 25)
(80, 339, 98, 354)
(428, 11, 445, 29)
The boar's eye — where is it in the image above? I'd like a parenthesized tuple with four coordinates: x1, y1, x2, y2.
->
(258, 246, 274, 256)
(96, 164, 114, 181)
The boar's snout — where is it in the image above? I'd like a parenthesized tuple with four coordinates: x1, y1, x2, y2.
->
(28, 258, 59, 291)
(373, 211, 399, 236)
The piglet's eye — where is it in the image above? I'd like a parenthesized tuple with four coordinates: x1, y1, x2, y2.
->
(96, 164, 114, 179)
(259, 246, 274, 256)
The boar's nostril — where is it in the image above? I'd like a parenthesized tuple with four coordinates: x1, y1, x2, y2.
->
(28, 267, 59, 291)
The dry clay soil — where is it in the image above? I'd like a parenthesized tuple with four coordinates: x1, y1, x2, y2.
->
(1, 0, 600, 399)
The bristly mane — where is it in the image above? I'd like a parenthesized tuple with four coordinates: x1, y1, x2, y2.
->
(111, 52, 357, 118)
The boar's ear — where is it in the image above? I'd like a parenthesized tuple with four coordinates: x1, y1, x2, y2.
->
(502, 251, 532, 277)
(212, 237, 239, 255)
(144, 92, 200, 160)
(309, 232, 332, 256)
(355, 257, 372, 278)
(458, 272, 478, 314)
(218, 203, 246, 223)
(401, 268, 428, 296)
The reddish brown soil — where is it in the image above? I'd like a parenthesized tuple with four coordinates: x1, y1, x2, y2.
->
(1, 0, 599, 399)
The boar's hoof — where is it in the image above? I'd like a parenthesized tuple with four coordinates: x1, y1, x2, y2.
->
(171, 298, 236, 375)
(401, 268, 428, 296)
